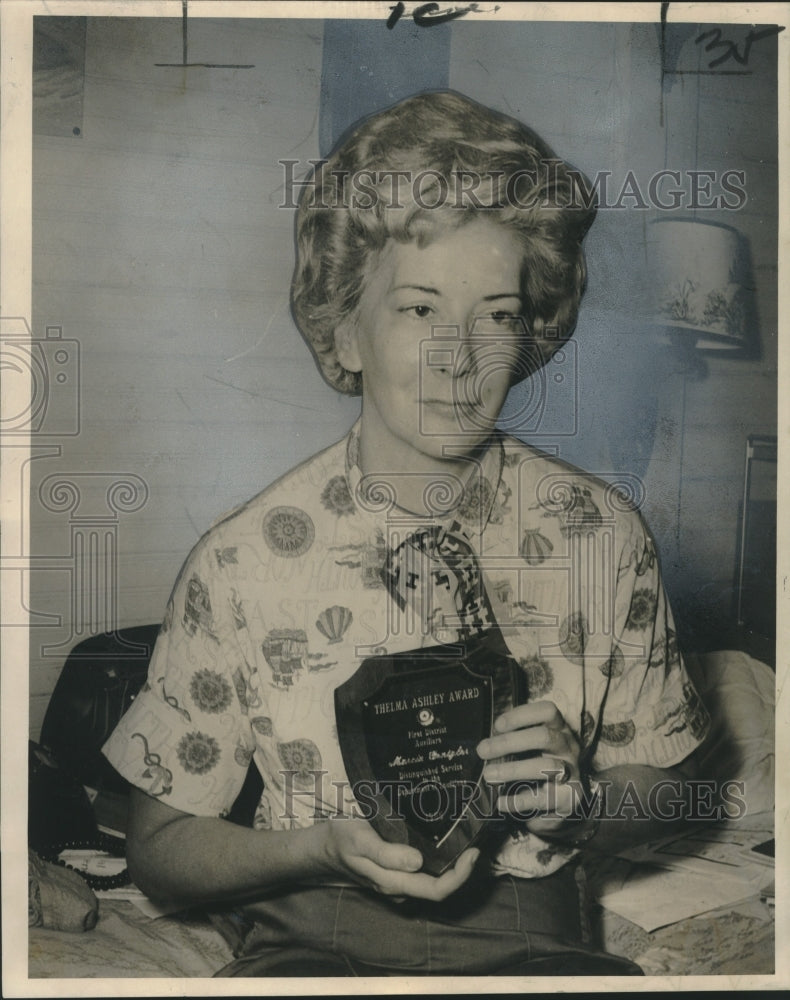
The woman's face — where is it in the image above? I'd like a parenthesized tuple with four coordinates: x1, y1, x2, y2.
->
(336, 216, 526, 478)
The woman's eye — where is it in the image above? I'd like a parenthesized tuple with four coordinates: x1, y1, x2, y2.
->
(489, 311, 520, 325)
(401, 305, 433, 319)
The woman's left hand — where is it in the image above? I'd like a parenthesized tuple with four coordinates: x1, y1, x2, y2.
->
(476, 700, 584, 836)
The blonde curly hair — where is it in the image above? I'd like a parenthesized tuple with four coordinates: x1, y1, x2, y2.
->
(290, 90, 596, 395)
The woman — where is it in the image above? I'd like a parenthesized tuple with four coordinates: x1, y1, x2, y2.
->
(103, 91, 709, 976)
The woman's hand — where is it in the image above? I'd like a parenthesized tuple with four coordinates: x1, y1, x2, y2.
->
(313, 817, 479, 901)
(477, 700, 587, 837)
(125, 789, 477, 907)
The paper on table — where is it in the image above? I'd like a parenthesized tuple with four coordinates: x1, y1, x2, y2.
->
(616, 825, 774, 880)
(598, 863, 770, 932)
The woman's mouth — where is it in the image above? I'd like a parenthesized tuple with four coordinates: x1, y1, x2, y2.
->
(423, 391, 485, 410)
(421, 397, 493, 428)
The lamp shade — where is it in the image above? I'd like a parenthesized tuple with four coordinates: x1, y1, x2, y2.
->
(646, 219, 749, 350)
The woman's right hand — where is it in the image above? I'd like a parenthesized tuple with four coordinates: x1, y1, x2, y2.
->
(312, 817, 479, 901)
(125, 789, 477, 907)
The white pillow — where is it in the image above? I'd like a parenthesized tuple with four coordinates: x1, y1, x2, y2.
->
(684, 649, 774, 816)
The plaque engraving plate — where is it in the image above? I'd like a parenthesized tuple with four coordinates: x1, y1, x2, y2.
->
(335, 632, 523, 875)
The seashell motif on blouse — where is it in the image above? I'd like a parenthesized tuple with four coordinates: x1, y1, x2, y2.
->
(559, 612, 587, 665)
(519, 528, 554, 566)
(599, 645, 625, 678)
(316, 605, 353, 644)
(600, 719, 636, 746)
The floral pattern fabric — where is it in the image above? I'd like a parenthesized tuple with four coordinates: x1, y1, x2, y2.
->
(103, 421, 709, 877)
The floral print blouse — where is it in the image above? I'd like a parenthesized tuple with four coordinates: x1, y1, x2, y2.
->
(103, 422, 709, 879)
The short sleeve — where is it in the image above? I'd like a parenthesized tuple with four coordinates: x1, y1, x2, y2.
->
(588, 516, 711, 772)
(102, 537, 257, 817)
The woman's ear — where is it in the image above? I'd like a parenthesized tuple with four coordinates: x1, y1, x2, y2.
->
(334, 320, 363, 373)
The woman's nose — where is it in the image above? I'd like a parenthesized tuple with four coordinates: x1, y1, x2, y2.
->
(453, 337, 477, 377)
(432, 318, 477, 378)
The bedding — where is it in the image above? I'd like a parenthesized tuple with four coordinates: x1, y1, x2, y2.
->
(27, 649, 775, 979)
(29, 900, 233, 978)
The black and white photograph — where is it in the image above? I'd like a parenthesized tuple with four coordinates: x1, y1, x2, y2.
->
(1, 0, 786, 992)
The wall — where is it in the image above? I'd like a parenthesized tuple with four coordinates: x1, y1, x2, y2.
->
(29, 17, 359, 735)
(29, 15, 778, 737)
(448, 19, 778, 650)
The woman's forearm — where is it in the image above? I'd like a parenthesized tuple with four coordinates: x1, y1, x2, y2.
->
(125, 788, 478, 906)
(125, 788, 328, 905)
(588, 763, 707, 854)
(521, 761, 710, 854)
